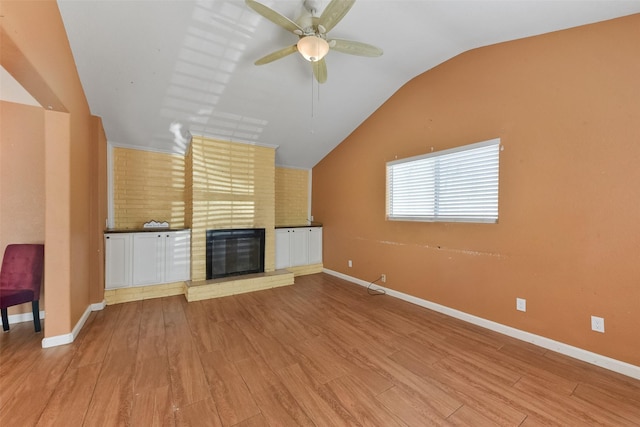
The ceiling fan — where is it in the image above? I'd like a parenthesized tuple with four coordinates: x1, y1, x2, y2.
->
(245, 0, 383, 83)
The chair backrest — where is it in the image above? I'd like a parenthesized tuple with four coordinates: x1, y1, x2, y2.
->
(0, 244, 45, 299)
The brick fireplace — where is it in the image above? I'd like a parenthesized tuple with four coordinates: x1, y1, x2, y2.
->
(185, 136, 278, 284)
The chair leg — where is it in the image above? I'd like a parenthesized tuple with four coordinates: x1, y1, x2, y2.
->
(32, 300, 41, 333)
(1, 308, 8, 331)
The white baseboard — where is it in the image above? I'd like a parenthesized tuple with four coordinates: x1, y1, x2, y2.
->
(7, 310, 46, 325)
(323, 269, 640, 380)
(91, 299, 107, 311)
(41, 299, 106, 349)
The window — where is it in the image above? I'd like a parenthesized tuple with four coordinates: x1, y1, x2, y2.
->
(386, 138, 500, 223)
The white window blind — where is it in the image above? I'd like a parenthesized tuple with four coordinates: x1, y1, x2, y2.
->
(386, 138, 500, 223)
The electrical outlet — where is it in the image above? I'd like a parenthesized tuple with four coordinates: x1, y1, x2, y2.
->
(591, 316, 605, 333)
(516, 298, 526, 312)
(348, 260, 352, 268)
(381, 274, 386, 283)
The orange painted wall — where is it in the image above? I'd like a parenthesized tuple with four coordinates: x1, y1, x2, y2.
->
(0, 101, 46, 315)
(312, 14, 640, 366)
(1, 0, 106, 337)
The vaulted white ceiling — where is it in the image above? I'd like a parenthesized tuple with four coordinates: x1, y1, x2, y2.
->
(58, 0, 640, 168)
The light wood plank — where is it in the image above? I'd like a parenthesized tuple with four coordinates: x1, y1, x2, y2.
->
(235, 355, 315, 426)
(36, 364, 102, 426)
(83, 349, 137, 426)
(130, 385, 175, 427)
(167, 344, 211, 409)
(446, 404, 503, 426)
(277, 363, 360, 427)
(0, 345, 75, 426)
(175, 397, 223, 427)
(376, 384, 452, 425)
(325, 375, 407, 426)
(200, 350, 261, 426)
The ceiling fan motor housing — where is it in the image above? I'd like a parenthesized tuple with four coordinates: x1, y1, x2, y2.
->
(303, 0, 322, 16)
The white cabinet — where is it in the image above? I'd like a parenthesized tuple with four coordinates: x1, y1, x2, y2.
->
(290, 228, 309, 267)
(105, 230, 191, 289)
(275, 227, 322, 269)
(104, 233, 131, 289)
(308, 227, 323, 265)
(275, 229, 291, 270)
(164, 231, 191, 282)
(132, 233, 164, 285)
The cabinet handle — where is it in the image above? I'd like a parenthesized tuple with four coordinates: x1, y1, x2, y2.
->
(106, 236, 110, 239)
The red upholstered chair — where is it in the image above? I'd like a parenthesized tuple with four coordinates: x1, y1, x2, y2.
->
(0, 244, 45, 332)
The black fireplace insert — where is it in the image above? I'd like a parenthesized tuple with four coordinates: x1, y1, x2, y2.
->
(206, 228, 265, 279)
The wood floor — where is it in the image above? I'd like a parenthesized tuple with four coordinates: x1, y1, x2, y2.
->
(1, 273, 639, 426)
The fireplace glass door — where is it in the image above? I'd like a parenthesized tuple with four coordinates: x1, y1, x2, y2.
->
(206, 228, 265, 279)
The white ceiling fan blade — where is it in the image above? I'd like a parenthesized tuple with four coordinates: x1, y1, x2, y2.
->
(245, 0, 303, 34)
(255, 45, 298, 65)
(319, 0, 356, 33)
(312, 58, 327, 84)
(330, 39, 383, 57)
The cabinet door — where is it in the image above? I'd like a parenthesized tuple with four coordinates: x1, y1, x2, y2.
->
(105, 234, 131, 289)
(165, 230, 191, 282)
(275, 229, 291, 269)
(308, 227, 323, 264)
(289, 228, 309, 267)
(132, 233, 164, 285)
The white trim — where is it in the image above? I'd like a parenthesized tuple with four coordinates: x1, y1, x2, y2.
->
(192, 134, 280, 150)
(41, 300, 106, 348)
(109, 134, 280, 156)
(41, 332, 73, 348)
(387, 138, 500, 166)
(308, 169, 313, 223)
(91, 300, 107, 311)
(274, 164, 311, 170)
(324, 268, 640, 380)
(107, 142, 114, 229)
(7, 310, 45, 324)
(108, 140, 189, 156)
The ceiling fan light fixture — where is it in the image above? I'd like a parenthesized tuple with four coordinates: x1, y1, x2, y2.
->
(297, 36, 329, 62)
